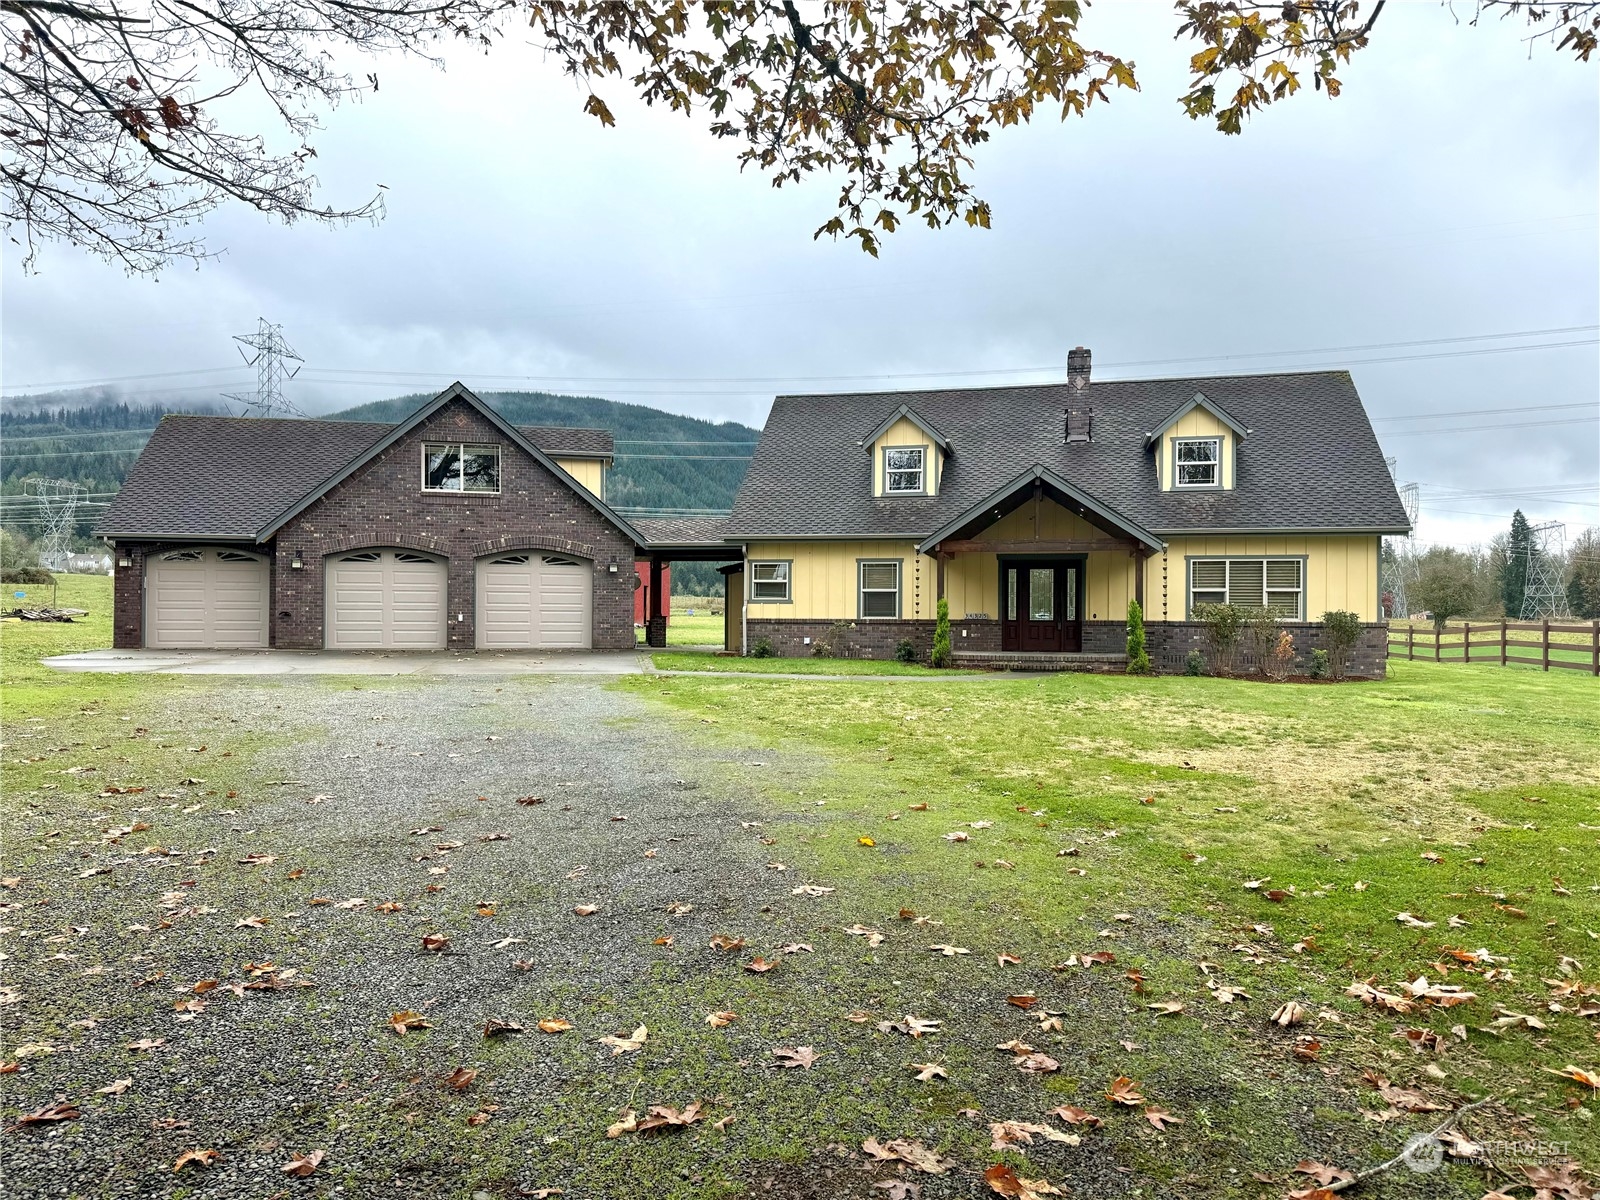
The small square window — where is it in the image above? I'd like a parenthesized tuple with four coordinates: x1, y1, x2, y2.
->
(750, 561, 790, 602)
(423, 443, 500, 493)
(1174, 438, 1220, 488)
(883, 447, 926, 494)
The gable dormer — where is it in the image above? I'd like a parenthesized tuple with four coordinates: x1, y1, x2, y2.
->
(865, 405, 950, 498)
(1147, 392, 1248, 492)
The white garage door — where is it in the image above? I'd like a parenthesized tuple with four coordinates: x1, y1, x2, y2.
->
(146, 547, 269, 649)
(475, 554, 591, 649)
(326, 550, 447, 649)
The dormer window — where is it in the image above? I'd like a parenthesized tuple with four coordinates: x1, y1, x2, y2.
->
(884, 447, 926, 494)
(1174, 438, 1220, 488)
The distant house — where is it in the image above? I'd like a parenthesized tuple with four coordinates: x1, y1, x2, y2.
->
(715, 349, 1410, 674)
(64, 552, 113, 575)
(97, 355, 1410, 674)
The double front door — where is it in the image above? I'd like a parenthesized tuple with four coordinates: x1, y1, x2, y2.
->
(1000, 559, 1082, 653)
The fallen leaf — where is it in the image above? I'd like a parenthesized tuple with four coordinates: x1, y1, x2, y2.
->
(772, 1046, 819, 1070)
(910, 1062, 947, 1081)
(929, 944, 970, 956)
(1106, 1076, 1145, 1106)
(744, 956, 779, 973)
(11, 1100, 81, 1127)
(989, 1119, 1079, 1150)
(95, 1078, 133, 1095)
(1143, 1106, 1183, 1130)
(282, 1149, 324, 1177)
(421, 933, 450, 953)
(1271, 1001, 1307, 1027)
(173, 1148, 219, 1171)
(863, 1138, 955, 1175)
(573, 904, 598, 916)
(983, 1163, 1066, 1198)
(1293, 1160, 1356, 1186)
(709, 933, 745, 951)
(599, 1025, 648, 1054)
(705, 1011, 738, 1028)
(483, 1019, 525, 1038)
(389, 1011, 431, 1035)
(1046, 1104, 1103, 1129)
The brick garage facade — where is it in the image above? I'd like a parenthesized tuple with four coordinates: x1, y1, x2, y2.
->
(740, 616, 1390, 678)
(112, 397, 639, 651)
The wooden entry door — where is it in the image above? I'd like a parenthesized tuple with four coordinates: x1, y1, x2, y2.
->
(1001, 560, 1082, 653)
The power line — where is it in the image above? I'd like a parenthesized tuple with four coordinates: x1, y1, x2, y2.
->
(1381, 416, 1597, 436)
(0, 427, 161, 443)
(1373, 402, 1596, 423)
(0, 365, 247, 393)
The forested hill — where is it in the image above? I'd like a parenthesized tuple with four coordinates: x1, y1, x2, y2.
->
(327, 391, 758, 512)
(0, 389, 758, 543)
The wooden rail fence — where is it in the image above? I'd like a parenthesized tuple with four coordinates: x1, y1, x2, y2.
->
(1387, 619, 1600, 675)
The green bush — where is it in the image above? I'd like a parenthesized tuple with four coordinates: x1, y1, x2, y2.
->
(1124, 599, 1151, 675)
(0, 567, 56, 585)
(749, 638, 774, 659)
(1184, 649, 1206, 676)
(894, 638, 917, 664)
(1308, 648, 1330, 679)
(931, 597, 952, 668)
(1193, 602, 1247, 676)
(1319, 610, 1363, 681)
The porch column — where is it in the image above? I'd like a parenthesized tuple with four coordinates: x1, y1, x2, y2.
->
(935, 551, 948, 603)
(1133, 548, 1145, 612)
(646, 556, 668, 648)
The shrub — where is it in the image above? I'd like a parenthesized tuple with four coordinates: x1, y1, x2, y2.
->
(1194, 602, 1247, 676)
(0, 566, 56, 585)
(894, 638, 917, 664)
(1124, 599, 1151, 675)
(1319, 610, 1362, 681)
(931, 598, 952, 668)
(749, 637, 774, 658)
(811, 620, 853, 658)
(1244, 606, 1277, 676)
(1308, 648, 1330, 679)
(1184, 649, 1206, 676)
(1264, 631, 1295, 681)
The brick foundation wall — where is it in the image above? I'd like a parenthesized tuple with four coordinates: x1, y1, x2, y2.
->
(112, 397, 638, 651)
(741, 617, 1389, 678)
(1145, 621, 1389, 679)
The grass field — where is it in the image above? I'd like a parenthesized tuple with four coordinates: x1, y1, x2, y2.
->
(620, 661, 1600, 1192)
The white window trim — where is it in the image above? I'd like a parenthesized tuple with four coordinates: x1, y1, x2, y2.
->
(748, 560, 792, 604)
(421, 442, 502, 494)
(1187, 556, 1305, 620)
(1173, 437, 1221, 489)
(858, 559, 902, 619)
(882, 445, 928, 496)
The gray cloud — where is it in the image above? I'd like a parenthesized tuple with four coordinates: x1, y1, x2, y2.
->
(3, 4, 1595, 547)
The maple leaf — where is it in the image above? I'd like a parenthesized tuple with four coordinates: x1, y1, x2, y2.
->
(863, 1139, 955, 1175)
(929, 944, 970, 956)
(96, 1078, 133, 1095)
(389, 1011, 431, 1035)
(988, 1120, 1079, 1150)
(1292, 1036, 1322, 1062)
(997, 952, 1023, 966)
(910, 1062, 947, 1081)
(234, 915, 268, 928)
(942, 831, 970, 842)
(745, 956, 779, 973)
(483, 1019, 525, 1038)
(1046, 1104, 1102, 1128)
(173, 1148, 219, 1171)
(1146, 1000, 1185, 1016)
(1014, 1052, 1060, 1073)
(1491, 1008, 1548, 1032)
(983, 1163, 1066, 1198)
(665, 901, 694, 914)
(791, 885, 834, 897)
(878, 1015, 941, 1038)
(1544, 1065, 1600, 1089)
(467, 1110, 494, 1126)
(1106, 1076, 1145, 1106)
(599, 1025, 648, 1054)
(709, 934, 745, 951)
(1395, 912, 1437, 929)
(844, 923, 887, 946)
(126, 1038, 167, 1052)
(1143, 1106, 1183, 1130)
(11, 1099, 81, 1127)
(421, 933, 450, 953)
(1006, 994, 1039, 1009)
(1271, 1001, 1307, 1027)
(1081, 951, 1116, 966)
(376, 901, 404, 913)
(1293, 1160, 1355, 1186)
(634, 1101, 705, 1133)
(606, 1108, 639, 1138)
(772, 1046, 819, 1069)
(706, 1011, 738, 1028)
(282, 1149, 325, 1176)
(443, 1066, 478, 1091)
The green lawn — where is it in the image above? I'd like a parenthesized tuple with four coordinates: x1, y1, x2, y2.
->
(620, 662, 1600, 1188)
(663, 609, 725, 646)
(652, 649, 975, 676)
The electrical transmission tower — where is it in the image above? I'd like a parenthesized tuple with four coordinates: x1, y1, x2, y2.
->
(1520, 521, 1570, 620)
(26, 478, 85, 571)
(1382, 457, 1420, 618)
(223, 318, 306, 417)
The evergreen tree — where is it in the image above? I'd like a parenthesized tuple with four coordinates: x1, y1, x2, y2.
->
(1503, 510, 1533, 618)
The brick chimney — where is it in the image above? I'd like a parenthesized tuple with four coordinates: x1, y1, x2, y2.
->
(1067, 346, 1091, 391)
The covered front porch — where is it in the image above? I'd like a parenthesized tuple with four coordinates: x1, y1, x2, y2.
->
(920, 465, 1164, 662)
(629, 517, 742, 649)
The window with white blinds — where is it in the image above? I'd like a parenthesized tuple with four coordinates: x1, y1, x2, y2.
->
(859, 560, 901, 618)
(1189, 558, 1303, 618)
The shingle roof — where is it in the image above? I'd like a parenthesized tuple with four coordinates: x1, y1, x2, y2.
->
(96, 414, 616, 540)
(724, 370, 1410, 539)
(629, 517, 732, 547)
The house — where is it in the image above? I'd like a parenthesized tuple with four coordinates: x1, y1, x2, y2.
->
(96, 382, 720, 652)
(97, 354, 1409, 675)
(716, 349, 1410, 675)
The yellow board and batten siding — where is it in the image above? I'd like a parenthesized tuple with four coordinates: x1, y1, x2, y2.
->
(745, 540, 934, 620)
(942, 498, 1139, 622)
(552, 457, 605, 498)
(870, 417, 942, 497)
(1157, 409, 1234, 491)
(1141, 534, 1380, 623)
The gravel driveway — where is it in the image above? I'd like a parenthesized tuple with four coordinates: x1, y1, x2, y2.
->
(2, 675, 828, 1200)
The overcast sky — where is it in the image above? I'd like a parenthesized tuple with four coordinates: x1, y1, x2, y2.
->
(3, 4, 1596, 549)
